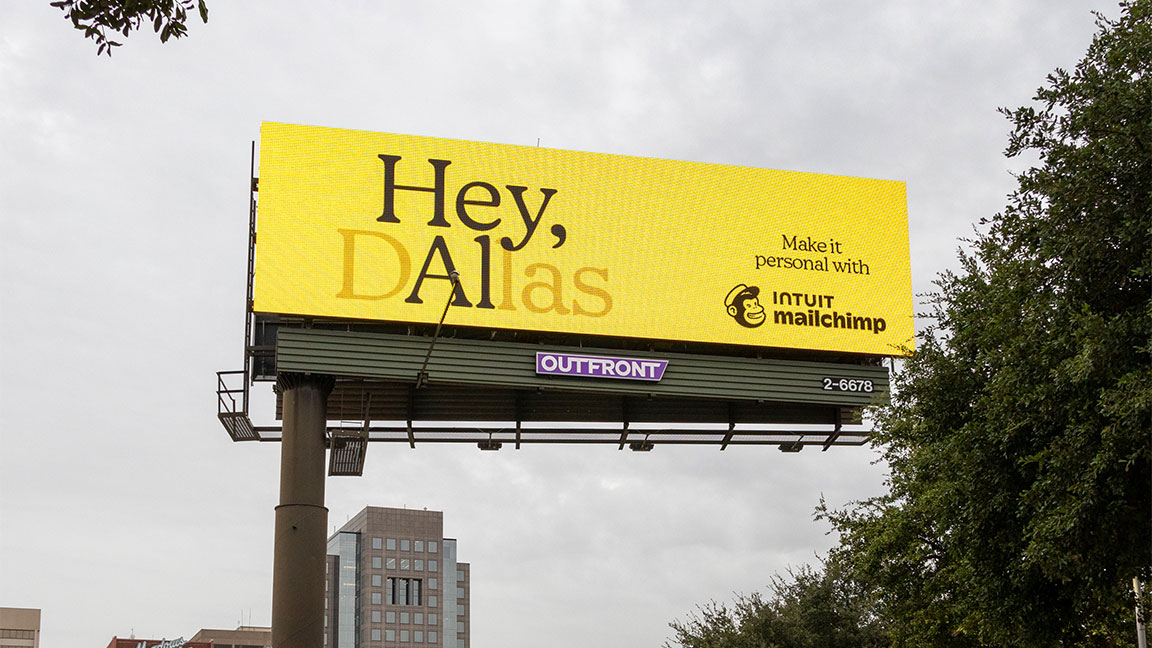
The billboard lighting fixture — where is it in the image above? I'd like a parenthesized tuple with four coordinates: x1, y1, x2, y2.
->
(477, 439, 502, 451)
(778, 441, 804, 453)
(328, 429, 368, 476)
(629, 440, 654, 452)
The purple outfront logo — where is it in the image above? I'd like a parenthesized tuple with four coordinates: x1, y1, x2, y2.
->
(535, 352, 668, 382)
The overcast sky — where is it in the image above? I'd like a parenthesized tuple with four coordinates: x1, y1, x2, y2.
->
(0, 2, 1109, 647)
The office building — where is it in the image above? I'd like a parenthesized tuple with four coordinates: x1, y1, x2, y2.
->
(189, 625, 272, 648)
(0, 608, 39, 648)
(105, 639, 210, 648)
(326, 507, 469, 648)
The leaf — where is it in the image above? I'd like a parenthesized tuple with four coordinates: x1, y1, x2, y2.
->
(55, 0, 211, 55)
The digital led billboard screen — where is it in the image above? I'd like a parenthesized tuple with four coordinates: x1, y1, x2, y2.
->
(255, 122, 913, 356)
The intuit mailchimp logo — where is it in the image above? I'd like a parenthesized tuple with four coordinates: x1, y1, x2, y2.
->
(725, 283, 765, 328)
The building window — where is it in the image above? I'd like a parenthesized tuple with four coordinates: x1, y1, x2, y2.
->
(429, 577, 438, 590)
(456, 569, 464, 582)
(386, 577, 424, 606)
(415, 630, 424, 643)
(428, 541, 438, 553)
(385, 629, 396, 642)
(371, 574, 382, 587)
(386, 557, 397, 569)
(371, 610, 381, 623)
(428, 595, 437, 608)
(400, 630, 410, 642)
(370, 629, 381, 642)
(429, 613, 437, 625)
(414, 540, 424, 552)
(400, 539, 411, 551)
(372, 556, 382, 569)
(429, 560, 437, 572)
(457, 621, 465, 633)
(371, 591, 382, 605)
(415, 559, 424, 571)
(386, 610, 396, 623)
(400, 611, 410, 624)
(386, 538, 397, 550)
(372, 537, 382, 550)
(429, 631, 438, 643)
(414, 612, 424, 624)
(401, 558, 410, 570)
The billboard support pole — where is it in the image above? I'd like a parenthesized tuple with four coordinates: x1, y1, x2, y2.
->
(272, 373, 333, 648)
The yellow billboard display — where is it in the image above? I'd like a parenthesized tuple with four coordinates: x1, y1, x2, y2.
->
(255, 122, 913, 356)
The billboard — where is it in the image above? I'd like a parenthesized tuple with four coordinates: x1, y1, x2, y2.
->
(255, 122, 913, 356)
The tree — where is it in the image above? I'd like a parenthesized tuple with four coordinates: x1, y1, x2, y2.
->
(666, 560, 890, 648)
(51, 0, 209, 56)
(821, 2, 1152, 646)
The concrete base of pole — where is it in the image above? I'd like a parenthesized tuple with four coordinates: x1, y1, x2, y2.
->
(271, 374, 333, 648)
(272, 503, 329, 647)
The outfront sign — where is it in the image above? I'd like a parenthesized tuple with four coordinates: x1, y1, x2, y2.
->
(255, 122, 913, 355)
(536, 352, 668, 381)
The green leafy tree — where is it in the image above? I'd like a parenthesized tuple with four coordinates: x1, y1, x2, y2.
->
(666, 560, 890, 648)
(51, 0, 209, 56)
(821, 2, 1152, 646)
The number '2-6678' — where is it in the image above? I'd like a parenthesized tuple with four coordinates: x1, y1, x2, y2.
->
(821, 377, 874, 393)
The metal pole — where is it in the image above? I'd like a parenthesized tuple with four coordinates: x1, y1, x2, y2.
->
(1137, 577, 1148, 648)
(415, 270, 459, 388)
(272, 373, 333, 648)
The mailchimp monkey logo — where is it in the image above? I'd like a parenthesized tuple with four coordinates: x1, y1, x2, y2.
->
(725, 283, 766, 328)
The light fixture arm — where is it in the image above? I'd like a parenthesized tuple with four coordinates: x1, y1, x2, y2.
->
(415, 270, 460, 389)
